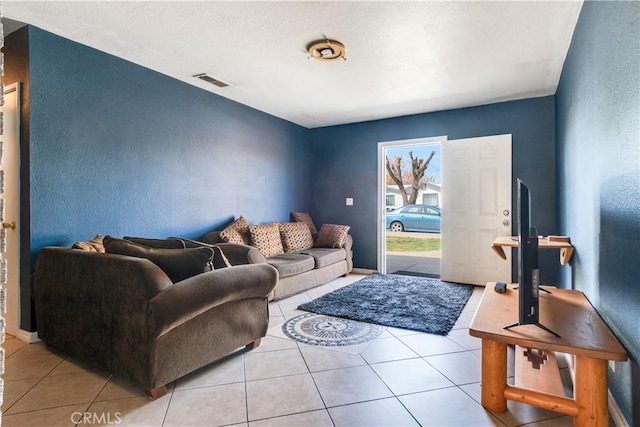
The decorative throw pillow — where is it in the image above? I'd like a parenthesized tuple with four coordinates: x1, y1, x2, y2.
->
(248, 223, 284, 258)
(103, 236, 214, 283)
(280, 222, 314, 253)
(72, 234, 105, 253)
(290, 212, 319, 239)
(314, 224, 351, 248)
(123, 236, 185, 249)
(219, 216, 250, 245)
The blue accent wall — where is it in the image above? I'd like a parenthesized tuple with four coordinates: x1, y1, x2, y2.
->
(556, 1, 640, 423)
(28, 26, 310, 247)
(309, 97, 558, 282)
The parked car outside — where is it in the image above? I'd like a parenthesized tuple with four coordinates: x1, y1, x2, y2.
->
(385, 204, 441, 233)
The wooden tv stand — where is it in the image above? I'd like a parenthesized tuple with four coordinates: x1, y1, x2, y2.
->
(470, 284, 627, 426)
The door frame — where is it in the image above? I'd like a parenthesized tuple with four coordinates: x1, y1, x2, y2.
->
(2, 82, 21, 338)
(377, 135, 447, 273)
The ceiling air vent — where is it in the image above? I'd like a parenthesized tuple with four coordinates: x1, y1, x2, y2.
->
(193, 73, 231, 88)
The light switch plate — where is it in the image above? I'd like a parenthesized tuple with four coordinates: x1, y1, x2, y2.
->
(346, 198, 353, 206)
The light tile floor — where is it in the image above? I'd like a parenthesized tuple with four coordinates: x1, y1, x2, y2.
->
(1, 274, 576, 427)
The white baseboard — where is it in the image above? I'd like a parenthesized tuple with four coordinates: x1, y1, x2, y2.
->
(609, 390, 629, 427)
(351, 268, 377, 275)
(16, 329, 41, 344)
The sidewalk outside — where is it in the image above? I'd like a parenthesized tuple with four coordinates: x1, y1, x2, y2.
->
(385, 231, 441, 276)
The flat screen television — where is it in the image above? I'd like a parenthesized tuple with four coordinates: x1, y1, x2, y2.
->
(504, 179, 559, 337)
(517, 179, 539, 324)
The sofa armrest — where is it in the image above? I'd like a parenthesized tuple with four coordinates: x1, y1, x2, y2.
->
(215, 243, 267, 265)
(149, 263, 277, 337)
(344, 234, 354, 272)
(344, 234, 353, 251)
(32, 247, 173, 382)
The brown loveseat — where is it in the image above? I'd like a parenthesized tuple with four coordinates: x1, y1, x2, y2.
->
(32, 245, 278, 398)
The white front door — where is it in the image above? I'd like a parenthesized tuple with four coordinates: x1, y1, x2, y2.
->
(1, 83, 21, 336)
(441, 134, 512, 285)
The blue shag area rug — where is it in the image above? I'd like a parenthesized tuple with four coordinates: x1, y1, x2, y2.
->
(298, 274, 474, 335)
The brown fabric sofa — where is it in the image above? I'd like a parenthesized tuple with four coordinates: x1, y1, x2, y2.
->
(202, 231, 353, 300)
(32, 246, 278, 398)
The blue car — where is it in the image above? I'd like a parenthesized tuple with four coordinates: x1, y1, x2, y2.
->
(386, 204, 441, 233)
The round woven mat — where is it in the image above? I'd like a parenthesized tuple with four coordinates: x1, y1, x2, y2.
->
(282, 313, 383, 347)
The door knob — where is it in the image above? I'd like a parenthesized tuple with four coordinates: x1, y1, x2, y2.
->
(502, 220, 510, 227)
(2, 222, 15, 230)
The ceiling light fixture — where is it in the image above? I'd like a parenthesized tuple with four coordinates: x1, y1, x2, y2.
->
(307, 39, 346, 61)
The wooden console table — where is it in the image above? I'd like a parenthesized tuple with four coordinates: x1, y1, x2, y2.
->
(469, 284, 627, 426)
(491, 236, 575, 265)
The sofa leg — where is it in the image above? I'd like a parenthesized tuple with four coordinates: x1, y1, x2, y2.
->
(147, 385, 168, 399)
(246, 338, 262, 351)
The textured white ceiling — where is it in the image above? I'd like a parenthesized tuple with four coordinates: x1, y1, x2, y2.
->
(4, 1, 583, 128)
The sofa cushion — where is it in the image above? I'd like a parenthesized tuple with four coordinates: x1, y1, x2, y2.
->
(298, 247, 347, 269)
(103, 236, 214, 283)
(248, 223, 284, 258)
(314, 224, 350, 248)
(290, 212, 319, 239)
(219, 216, 250, 245)
(267, 253, 315, 278)
(280, 222, 314, 253)
(72, 235, 105, 253)
(124, 236, 185, 249)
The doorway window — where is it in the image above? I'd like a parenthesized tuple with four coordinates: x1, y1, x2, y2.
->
(377, 136, 445, 276)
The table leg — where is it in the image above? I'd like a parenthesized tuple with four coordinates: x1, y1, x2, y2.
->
(481, 339, 508, 412)
(574, 355, 608, 427)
